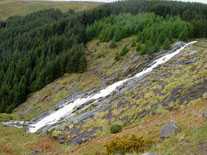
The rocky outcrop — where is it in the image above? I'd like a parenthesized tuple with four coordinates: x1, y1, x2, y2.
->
(160, 122, 180, 139)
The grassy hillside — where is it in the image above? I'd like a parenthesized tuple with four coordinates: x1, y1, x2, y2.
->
(0, 1, 207, 154)
(2, 39, 207, 155)
(68, 41, 207, 155)
(14, 36, 145, 120)
(0, 36, 152, 154)
(0, 124, 69, 155)
(71, 98, 207, 155)
(0, 0, 98, 20)
(67, 40, 207, 155)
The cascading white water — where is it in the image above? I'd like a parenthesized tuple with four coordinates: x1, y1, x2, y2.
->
(27, 41, 197, 133)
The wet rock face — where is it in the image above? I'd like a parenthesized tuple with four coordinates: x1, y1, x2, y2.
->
(160, 122, 180, 139)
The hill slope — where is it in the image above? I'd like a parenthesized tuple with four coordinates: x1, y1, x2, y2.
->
(0, 0, 98, 20)
(7, 39, 207, 155)
(1, 1, 207, 154)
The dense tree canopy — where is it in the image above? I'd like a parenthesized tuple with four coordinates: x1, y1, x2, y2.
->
(1, 0, 207, 112)
(87, 13, 192, 54)
(0, 9, 87, 112)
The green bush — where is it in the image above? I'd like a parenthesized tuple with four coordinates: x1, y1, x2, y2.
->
(110, 124, 122, 134)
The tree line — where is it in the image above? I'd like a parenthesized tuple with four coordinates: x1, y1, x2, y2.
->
(86, 13, 192, 54)
(1, 0, 207, 112)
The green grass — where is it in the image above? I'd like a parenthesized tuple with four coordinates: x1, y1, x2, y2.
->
(0, 0, 98, 20)
(0, 124, 68, 155)
(14, 73, 102, 120)
(5, 37, 207, 155)
(152, 120, 207, 155)
(68, 40, 207, 154)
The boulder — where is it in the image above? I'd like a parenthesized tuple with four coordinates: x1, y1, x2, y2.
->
(160, 122, 179, 139)
(203, 92, 207, 99)
(202, 111, 207, 119)
(31, 149, 40, 155)
(57, 135, 65, 144)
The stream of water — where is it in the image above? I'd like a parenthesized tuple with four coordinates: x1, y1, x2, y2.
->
(26, 41, 197, 133)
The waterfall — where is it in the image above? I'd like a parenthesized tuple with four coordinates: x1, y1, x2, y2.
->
(27, 41, 197, 133)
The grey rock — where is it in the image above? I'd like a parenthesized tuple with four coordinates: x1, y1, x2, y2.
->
(203, 92, 207, 99)
(180, 59, 196, 65)
(172, 41, 185, 50)
(57, 135, 65, 144)
(70, 128, 98, 144)
(202, 111, 207, 119)
(160, 122, 179, 139)
(31, 150, 40, 155)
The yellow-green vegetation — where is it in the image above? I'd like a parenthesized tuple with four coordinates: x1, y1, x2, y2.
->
(0, 125, 68, 155)
(0, 113, 21, 122)
(86, 36, 146, 78)
(105, 135, 152, 154)
(70, 98, 207, 155)
(0, 0, 98, 20)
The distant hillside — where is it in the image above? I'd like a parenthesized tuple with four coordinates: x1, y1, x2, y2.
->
(0, 0, 98, 20)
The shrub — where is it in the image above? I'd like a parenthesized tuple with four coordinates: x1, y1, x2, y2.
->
(105, 134, 152, 154)
(50, 130, 62, 139)
(110, 124, 122, 134)
(120, 45, 129, 56)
